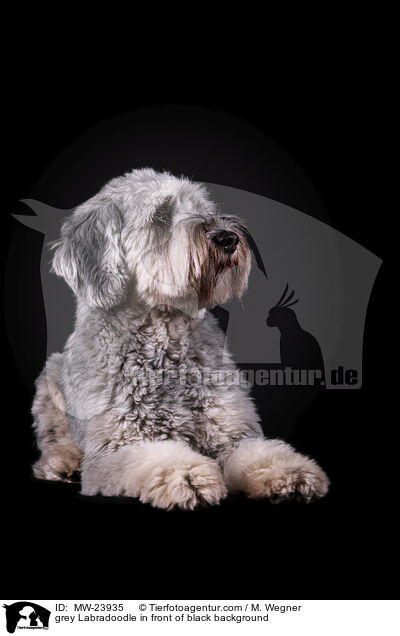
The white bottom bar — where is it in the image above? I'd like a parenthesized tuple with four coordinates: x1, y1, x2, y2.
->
(1, 599, 399, 635)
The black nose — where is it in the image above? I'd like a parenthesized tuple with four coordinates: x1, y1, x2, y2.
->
(212, 230, 239, 254)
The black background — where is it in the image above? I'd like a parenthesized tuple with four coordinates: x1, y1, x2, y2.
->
(2, 31, 392, 602)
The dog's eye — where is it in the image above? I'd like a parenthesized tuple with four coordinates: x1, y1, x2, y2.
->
(153, 196, 173, 225)
(154, 212, 169, 224)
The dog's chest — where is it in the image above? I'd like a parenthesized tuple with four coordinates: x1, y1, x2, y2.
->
(110, 311, 227, 449)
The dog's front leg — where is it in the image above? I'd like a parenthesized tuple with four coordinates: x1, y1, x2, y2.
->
(81, 440, 227, 509)
(218, 437, 329, 503)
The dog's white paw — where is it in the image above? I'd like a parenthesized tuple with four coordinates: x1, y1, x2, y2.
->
(224, 438, 329, 503)
(33, 443, 82, 482)
(245, 460, 329, 503)
(138, 459, 227, 510)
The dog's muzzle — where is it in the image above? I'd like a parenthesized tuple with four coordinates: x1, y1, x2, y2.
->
(212, 230, 239, 254)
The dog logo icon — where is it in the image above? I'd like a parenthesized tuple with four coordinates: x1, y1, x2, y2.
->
(2, 602, 50, 633)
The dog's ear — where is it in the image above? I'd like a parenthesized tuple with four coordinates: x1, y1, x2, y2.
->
(51, 199, 128, 309)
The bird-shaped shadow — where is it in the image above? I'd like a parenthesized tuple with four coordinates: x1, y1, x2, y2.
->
(266, 284, 325, 383)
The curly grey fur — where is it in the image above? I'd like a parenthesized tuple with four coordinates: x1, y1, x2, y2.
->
(32, 168, 329, 509)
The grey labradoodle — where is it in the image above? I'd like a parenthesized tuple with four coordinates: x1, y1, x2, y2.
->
(32, 169, 329, 509)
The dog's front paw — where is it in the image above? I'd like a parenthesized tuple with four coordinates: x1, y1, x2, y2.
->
(246, 459, 329, 503)
(224, 439, 329, 503)
(139, 459, 227, 510)
(130, 443, 227, 510)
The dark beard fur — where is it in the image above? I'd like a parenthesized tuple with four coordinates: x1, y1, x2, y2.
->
(191, 228, 250, 308)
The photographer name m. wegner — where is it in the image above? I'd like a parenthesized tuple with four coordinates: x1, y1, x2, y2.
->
(147, 602, 303, 613)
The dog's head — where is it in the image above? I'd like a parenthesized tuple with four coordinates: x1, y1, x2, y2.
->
(52, 169, 252, 313)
